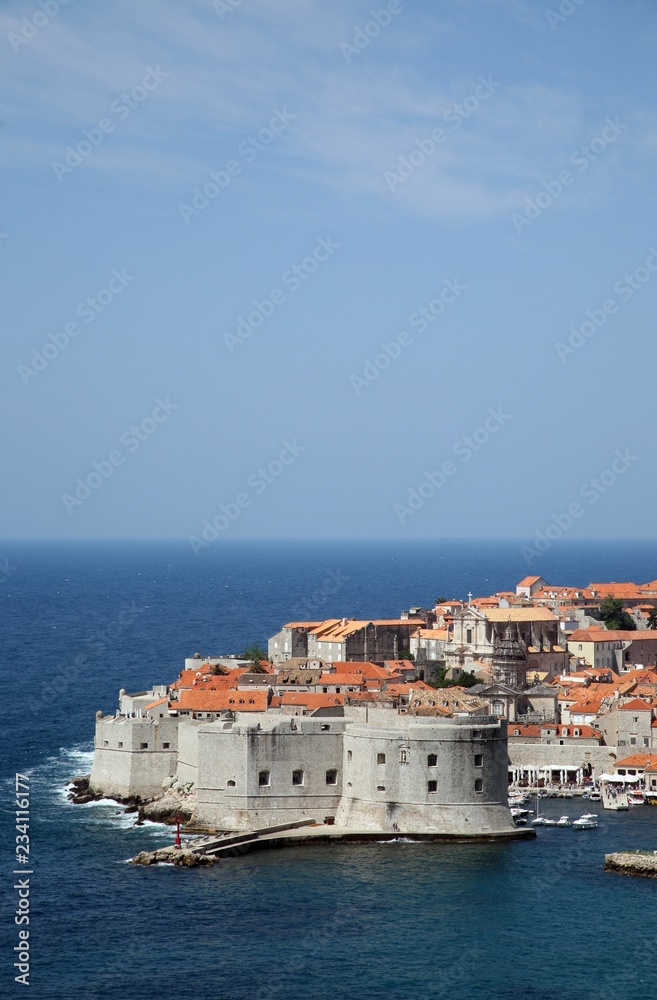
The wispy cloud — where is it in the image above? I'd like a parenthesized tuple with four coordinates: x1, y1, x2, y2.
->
(0, 0, 645, 219)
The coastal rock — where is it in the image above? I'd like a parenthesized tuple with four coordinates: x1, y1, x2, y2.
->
(131, 847, 217, 868)
(68, 775, 105, 805)
(605, 852, 657, 878)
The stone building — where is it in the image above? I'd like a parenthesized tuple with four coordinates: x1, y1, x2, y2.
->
(268, 618, 423, 665)
(443, 606, 567, 677)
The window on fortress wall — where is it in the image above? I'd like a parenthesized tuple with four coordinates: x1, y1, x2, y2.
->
(347, 750, 353, 762)
(475, 779, 483, 793)
(227, 780, 236, 787)
(427, 754, 437, 767)
(140, 742, 148, 749)
(326, 770, 338, 785)
(259, 771, 270, 787)
(321, 724, 330, 731)
(474, 754, 483, 768)
(118, 742, 123, 748)
(292, 770, 304, 785)
(103, 741, 108, 747)
(377, 753, 386, 765)
(377, 785, 385, 792)
(472, 730, 481, 738)
(427, 780, 437, 793)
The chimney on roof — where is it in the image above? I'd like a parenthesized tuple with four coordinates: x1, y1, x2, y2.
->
(342, 617, 348, 626)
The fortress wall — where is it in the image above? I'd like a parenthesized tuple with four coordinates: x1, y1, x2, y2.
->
(335, 716, 516, 835)
(194, 717, 345, 830)
(176, 719, 200, 785)
(90, 715, 179, 799)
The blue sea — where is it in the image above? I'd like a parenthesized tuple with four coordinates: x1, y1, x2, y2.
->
(1, 539, 657, 1000)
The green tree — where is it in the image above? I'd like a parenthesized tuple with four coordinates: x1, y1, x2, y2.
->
(599, 596, 636, 631)
(241, 643, 269, 672)
(647, 609, 657, 630)
(210, 664, 229, 676)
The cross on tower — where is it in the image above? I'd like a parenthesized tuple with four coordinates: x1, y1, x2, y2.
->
(467, 591, 473, 605)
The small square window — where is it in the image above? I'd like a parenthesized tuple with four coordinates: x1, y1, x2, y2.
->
(427, 754, 437, 767)
(162, 742, 170, 749)
(259, 770, 270, 787)
(376, 785, 385, 792)
(377, 753, 386, 765)
(118, 741, 123, 748)
(292, 770, 304, 785)
(321, 724, 330, 731)
(427, 780, 437, 793)
(326, 769, 338, 785)
(474, 754, 483, 768)
(227, 780, 236, 787)
(475, 778, 483, 793)
(103, 740, 108, 747)
(140, 742, 148, 750)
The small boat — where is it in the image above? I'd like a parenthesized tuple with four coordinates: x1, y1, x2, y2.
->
(556, 816, 572, 827)
(628, 792, 645, 806)
(588, 790, 601, 802)
(572, 813, 599, 829)
(531, 816, 551, 825)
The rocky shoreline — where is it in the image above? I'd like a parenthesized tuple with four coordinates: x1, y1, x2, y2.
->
(604, 852, 657, 878)
(131, 847, 217, 868)
(67, 775, 195, 826)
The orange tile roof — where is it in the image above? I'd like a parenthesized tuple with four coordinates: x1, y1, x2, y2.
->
(144, 696, 167, 710)
(280, 692, 345, 709)
(614, 753, 657, 769)
(509, 724, 541, 737)
(589, 582, 641, 597)
(618, 698, 653, 711)
(484, 608, 558, 623)
(517, 576, 543, 587)
(175, 689, 268, 712)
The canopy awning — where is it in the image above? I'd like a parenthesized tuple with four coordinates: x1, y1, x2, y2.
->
(600, 773, 642, 782)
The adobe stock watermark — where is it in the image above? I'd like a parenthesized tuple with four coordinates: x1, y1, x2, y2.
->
(521, 449, 638, 565)
(51, 67, 169, 182)
(0, 556, 18, 584)
(555, 246, 657, 363)
(223, 237, 339, 352)
(28, 601, 144, 713)
(350, 278, 466, 394)
(546, 0, 587, 31)
(511, 117, 628, 233)
(289, 568, 350, 622)
(188, 439, 306, 555)
(384, 76, 501, 192)
(213, 0, 244, 18)
(340, 1, 413, 63)
(178, 107, 296, 224)
(17, 268, 135, 385)
(393, 407, 511, 524)
(7, 0, 71, 53)
(61, 398, 179, 514)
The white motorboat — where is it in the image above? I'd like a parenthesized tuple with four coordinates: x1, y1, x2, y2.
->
(587, 790, 601, 802)
(572, 813, 599, 829)
(556, 815, 572, 827)
(628, 792, 645, 806)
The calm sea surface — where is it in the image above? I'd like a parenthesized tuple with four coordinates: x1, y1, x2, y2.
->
(1, 540, 656, 999)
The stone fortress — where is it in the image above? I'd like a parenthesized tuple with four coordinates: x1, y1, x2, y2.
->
(90, 686, 521, 840)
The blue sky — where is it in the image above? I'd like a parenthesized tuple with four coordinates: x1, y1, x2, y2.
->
(2, 0, 657, 542)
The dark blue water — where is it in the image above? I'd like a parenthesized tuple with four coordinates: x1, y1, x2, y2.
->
(1, 540, 656, 999)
